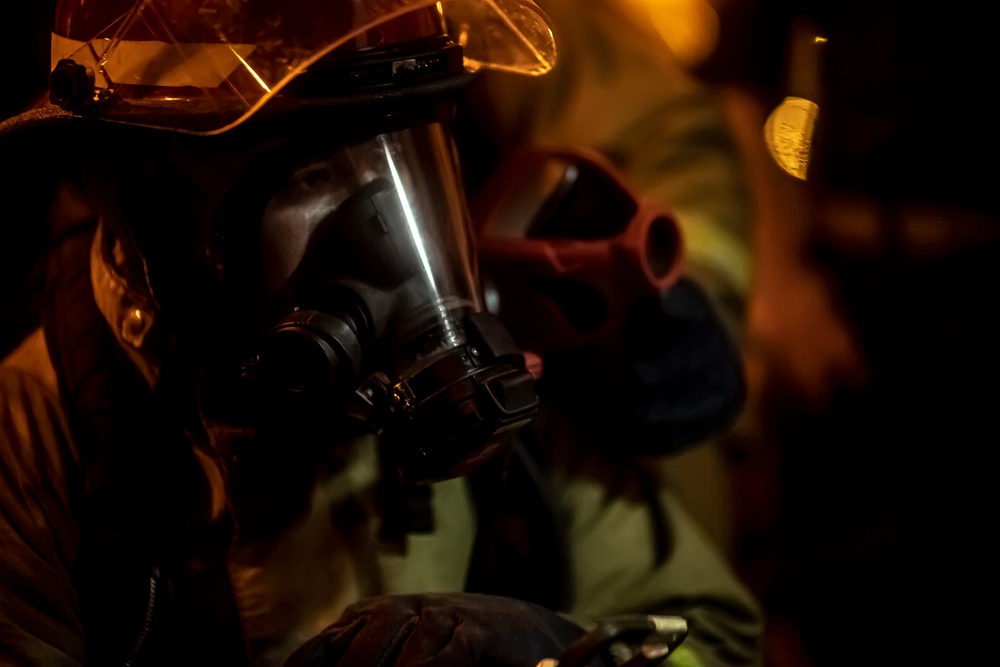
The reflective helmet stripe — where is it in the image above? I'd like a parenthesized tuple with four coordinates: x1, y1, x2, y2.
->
(51, 32, 257, 89)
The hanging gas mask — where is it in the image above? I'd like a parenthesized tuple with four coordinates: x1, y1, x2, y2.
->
(201, 117, 539, 484)
(472, 146, 685, 354)
(470, 146, 746, 456)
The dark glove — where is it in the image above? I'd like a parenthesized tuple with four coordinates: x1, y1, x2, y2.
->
(283, 592, 604, 667)
(620, 275, 746, 453)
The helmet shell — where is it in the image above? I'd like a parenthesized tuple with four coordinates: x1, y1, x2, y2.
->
(36, 0, 556, 135)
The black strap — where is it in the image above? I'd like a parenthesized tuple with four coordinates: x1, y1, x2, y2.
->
(464, 433, 575, 612)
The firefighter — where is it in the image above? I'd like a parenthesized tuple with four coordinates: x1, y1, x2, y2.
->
(0, 1, 761, 665)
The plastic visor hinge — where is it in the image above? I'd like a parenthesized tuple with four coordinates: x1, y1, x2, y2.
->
(465, 311, 524, 364)
(484, 370, 538, 416)
(49, 59, 97, 111)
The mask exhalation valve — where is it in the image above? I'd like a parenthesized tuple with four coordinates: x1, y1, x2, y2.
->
(251, 307, 367, 395)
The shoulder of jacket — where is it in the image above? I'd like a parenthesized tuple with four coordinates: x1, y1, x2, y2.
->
(0, 327, 78, 472)
(1, 327, 60, 392)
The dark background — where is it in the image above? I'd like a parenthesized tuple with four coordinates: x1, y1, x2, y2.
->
(1, 2, 55, 356)
(696, 2, 999, 666)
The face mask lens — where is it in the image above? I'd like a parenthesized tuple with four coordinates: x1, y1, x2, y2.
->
(196, 119, 539, 482)
(254, 121, 481, 386)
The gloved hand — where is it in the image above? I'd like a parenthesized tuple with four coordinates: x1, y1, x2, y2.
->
(283, 592, 605, 667)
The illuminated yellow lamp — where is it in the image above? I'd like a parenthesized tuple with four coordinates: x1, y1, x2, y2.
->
(638, 0, 720, 67)
(764, 96, 819, 180)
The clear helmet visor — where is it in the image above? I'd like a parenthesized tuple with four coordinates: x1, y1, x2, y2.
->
(51, 0, 556, 134)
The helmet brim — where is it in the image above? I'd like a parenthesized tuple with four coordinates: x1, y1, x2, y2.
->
(0, 103, 81, 141)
